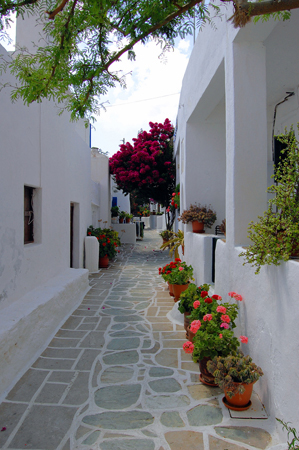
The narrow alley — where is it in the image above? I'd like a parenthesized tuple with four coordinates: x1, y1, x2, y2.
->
(0, 231, 275, 450)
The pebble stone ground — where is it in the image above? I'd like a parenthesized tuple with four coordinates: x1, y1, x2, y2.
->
(0, 230, 281, 450)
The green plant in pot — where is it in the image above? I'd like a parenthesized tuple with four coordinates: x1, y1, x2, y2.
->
(87, 226, 120, 267)
(239, 125, 299, 274)
(178, 283, 210, 337)
(159, 230, 174, 242)
(184, 292, 242, 385)
(160, 230, 184, 258)
(166, 261, 194, 302)
(119, 211, 127, 222)
(207, 350, 263, 410)
(178, 203, 217, 233)
(111, 205, 120, 218)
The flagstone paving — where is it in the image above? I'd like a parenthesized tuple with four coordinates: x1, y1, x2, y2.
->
(0, 230, 280, 449)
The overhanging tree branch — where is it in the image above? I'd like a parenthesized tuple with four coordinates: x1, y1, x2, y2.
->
(231, 0, 299, 26)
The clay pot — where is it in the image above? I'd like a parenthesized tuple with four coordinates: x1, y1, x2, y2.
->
(119, 218, 124, 223)
(172, 283, 189, 302)
(224, 382, 254, 409)
(126, 217, 131, 223)
(199, 357, 218, 386)
(192, 221, 205, 233)
(99, 255, 109, 268)
(187, 326, 196, 343)
(168, 283, 174, 297)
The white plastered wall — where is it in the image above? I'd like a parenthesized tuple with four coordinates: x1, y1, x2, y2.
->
(176, 2, 299, 434)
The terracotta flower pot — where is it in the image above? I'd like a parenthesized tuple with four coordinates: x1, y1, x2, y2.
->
(187, 325, 195, 343)
(126, 217, 131, 223)
(172, 283, 189, 302)
(168, 283, 174, 297)
(224, 382, 254, 409)
(192, 221, 205, 233)
(119, 218, 124, 223)
(199, 357, 218, 386)
(99, 255, 109, 268)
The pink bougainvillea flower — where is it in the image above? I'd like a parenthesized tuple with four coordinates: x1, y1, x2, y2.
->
(220, 323, 229, 329)
(178, 267, 184, 271)
(204, 297, 213, 304)
(203, 314, 213, 321)
(240, 335, 248, 344)
(1, 427, 6, 432)
(212, 294, 222, 301)
(233, 294, 243, 301)
(228, 291, 237, 297)
(193, 300, 201, 309)
(216, 305, 227, 314)
(221, 314, 231, 323)
(219, 334, 223, 339)
(183, 341, 194, 354)
(200, 291, 208, 298)
(190, 320, 201, 334)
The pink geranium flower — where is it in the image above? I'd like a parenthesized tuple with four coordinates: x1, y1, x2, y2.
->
(220, 323, 229, 329)
(228, 291, 236, 297)
(221, 314, 231, 323)
(178, 267, 184, 271)
(216, 306, 227, 314)
(193, 300, 201, 309)
(219, 334, 223, 339)
(203, 314, 213, 321)
(240, 335, 248, 344)
(233, 294, 243, 301)
(190, 320, 201, 334)
(183, 341, 194, 354)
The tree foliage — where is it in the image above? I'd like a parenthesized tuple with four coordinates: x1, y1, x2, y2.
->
(109, 118, 175, 207)
(0, 0, 218, 121)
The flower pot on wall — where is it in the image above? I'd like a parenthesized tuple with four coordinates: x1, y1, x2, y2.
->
(184, 311, 191, 337)
(192, 221, 205, 233)
(223, 382, 254, 410)
(168, 283, 174, 297)
(126, 218, 131, 223)
(172, 283, 189, 302)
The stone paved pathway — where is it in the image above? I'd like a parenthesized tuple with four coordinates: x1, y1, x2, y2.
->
(0, 231, 280, 450)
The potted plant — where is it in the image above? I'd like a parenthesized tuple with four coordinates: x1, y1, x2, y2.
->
(160, 230, 184, 258)
(119, 211, 127, 223)
(159, 258, 182, 297)
(219, 219, 226, 236)
(166, 261, 194, 302)
(178, 203, 217, 233)
(207, 351, 263, 410)
(87, 226, 120, 268)
(239, 125, 299, 274)
(159, 230, 174, 244)
(125, 213, 133, 223)
(111, 206, 120, 224)
(178, 283, 210, 337)
(184, 292, 242, 385)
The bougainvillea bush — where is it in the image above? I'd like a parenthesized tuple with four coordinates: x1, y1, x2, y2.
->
(109, 119, 176, 227)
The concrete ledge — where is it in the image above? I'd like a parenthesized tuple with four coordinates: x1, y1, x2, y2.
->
(111, 223, 136, 244)
(0, 268, 89, 399)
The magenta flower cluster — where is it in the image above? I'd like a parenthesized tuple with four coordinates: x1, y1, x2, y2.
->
(109, 119, 175, 205)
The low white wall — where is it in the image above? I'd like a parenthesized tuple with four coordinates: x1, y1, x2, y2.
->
(215, 239, 299, 426)
(184, 231, 214, 285)
(141, 217, 150, 228)
(0, 269, 89, 400)
(111, 224, 136, 244)
(149, 214, 166, 230)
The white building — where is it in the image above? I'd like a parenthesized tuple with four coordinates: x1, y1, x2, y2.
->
(175, 4, 299, 431)
(0, 19, 109, 397)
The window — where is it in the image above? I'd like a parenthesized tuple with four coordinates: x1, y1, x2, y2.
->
(24, 186, 34, 244)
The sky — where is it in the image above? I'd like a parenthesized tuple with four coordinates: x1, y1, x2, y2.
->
(91, 37, 193, 156)
(2, 18, 193, 157)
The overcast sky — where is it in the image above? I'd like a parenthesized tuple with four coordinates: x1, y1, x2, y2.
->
(2, 20, 193, 157)
(91, 37, 193, 156)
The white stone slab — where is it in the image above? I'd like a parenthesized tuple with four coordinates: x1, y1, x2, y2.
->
(226, 392, 268, 419)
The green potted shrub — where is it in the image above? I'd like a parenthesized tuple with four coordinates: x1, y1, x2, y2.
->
(166, 261, 194, 302)
(178, 283, 210, 336)
(125, 213, 133, 223)
(239, 125, 299, 274)
(119, 211, 127, 223)
(111, 206, 120, 223)
(207, 351, 263, 410)
(87, 226, 120, 267)
(178, 203, 217, 233)
(158, 258, 182, 297)
(183, 292, 242, 385)
(159, 230, 174, 244)
(160, 230, 184, 258)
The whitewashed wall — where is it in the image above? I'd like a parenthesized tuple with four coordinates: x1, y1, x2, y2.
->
(0, 19, 98, 395)
(175, 2, 299, 434)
